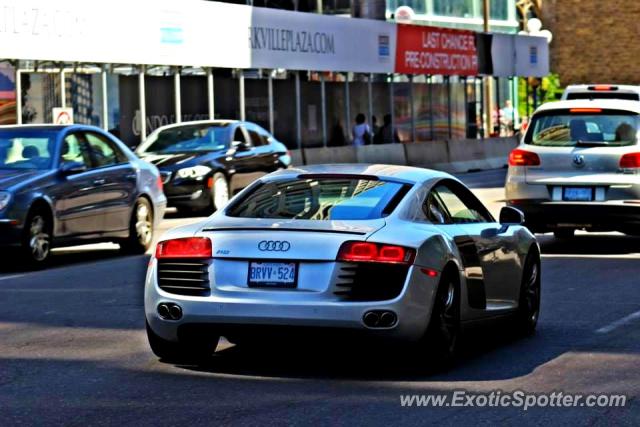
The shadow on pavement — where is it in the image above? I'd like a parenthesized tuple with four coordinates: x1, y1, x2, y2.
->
(538, 233, 640, 256)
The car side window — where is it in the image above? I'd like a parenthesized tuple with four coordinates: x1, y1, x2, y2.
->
(434, 183, 491, 224)
(84, 132, 125, 168)
(61, 134, 91, 168)
(233, 127, 252, 148)
(424, 191, 450, 224)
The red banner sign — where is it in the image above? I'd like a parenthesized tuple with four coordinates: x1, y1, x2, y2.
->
(395, 24, 478, 75)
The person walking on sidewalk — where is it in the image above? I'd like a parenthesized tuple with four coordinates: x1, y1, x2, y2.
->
(352, 113, 371, 146)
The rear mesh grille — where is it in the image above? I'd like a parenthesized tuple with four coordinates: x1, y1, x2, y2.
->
(334, 263, 409, 302)
(157, 259, 211, 296)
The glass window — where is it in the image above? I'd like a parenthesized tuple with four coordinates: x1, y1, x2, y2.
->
(84, 132, 121, 168)
(233, 127, 251, 146)
(247, 127, 267, 147)
(433, 0, 475, 18)
(227, 178, 410, 220)
(526, 110, 639, 147)
(61, 134, 91, 168)
(490, 0, 509, 20)
(388, 0, 427, 14)
(0, 130, 55, 170)
(431, 184, 489, 224)
(137, 124, 231, 154)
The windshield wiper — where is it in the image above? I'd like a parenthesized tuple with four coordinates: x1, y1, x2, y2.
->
(575, 140, 608, 147)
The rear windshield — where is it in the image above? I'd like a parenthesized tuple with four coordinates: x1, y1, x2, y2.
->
(566, 92, 640, 101)
(137, 124, 230, 154)
(0, 130, 56, 170)
(227, 177, 410, 220)
(525, 109, 639, 147)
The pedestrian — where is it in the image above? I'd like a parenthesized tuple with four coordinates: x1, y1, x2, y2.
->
(328, 118, 346, 147)
(373, 114, 401, 144)
(371, 115, 380, 138)
(352, 113, 371, 146)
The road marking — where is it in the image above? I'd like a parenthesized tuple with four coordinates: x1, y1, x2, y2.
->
(596, 310, 640, 334)
(542, 254, 640, 259)
(0, 274, 25, 282)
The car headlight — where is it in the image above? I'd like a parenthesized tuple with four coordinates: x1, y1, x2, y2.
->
(0, 192, 11, 211)
(177, 166, 212, 179)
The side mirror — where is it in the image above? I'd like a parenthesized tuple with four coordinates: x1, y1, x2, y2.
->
(60, 161, 87, 176)
(498, 206, 525, 233)
(232, 140, 251, 152)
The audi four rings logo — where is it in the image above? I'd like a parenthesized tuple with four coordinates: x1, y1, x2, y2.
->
(258, 240, 291, 252)
(573, 154, 586, 168)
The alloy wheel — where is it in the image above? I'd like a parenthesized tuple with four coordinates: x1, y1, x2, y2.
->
(135, 202, 153, 247)
(213, 175, 230, 211)
(29, 215, 51, 262)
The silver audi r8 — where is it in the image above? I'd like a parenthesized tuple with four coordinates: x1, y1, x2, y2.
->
(145, 164, 540, 363)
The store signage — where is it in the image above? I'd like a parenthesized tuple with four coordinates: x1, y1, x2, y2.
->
(395, 24, 478, 75)
(52, 108, 73, 125)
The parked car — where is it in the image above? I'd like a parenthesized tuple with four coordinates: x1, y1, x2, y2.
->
(0, 125, 166, 266)
(506, 99, 640, 237)
(145, 164, 540, 364)
(561, 84, 640, 101)
(136, 120, 291, 214)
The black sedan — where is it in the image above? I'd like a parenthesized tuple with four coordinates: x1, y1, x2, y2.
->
(0, 125, 166, 266)
(136, 120, 291, 214)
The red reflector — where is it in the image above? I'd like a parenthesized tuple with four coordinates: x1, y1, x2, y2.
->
(337, 241, 415, 265)
(156, 176, 164, 191)
(509, 149, 540, 166)
(421, 268, 438, 277)
(155, 237, 212, 259)
(620, 153, 640, 168)
(206, 177, 214, 189)
(569, 108, 602, 113)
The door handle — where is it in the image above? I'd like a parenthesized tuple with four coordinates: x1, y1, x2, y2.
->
(93, 178, 106, 185)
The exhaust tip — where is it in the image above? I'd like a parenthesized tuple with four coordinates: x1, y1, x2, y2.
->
(157, 303, 171, 320)
(158, 303, 183, 321)
(168, 304, 183, 321)
(363, 311, 380, 327)
(363, 310, 397, 328)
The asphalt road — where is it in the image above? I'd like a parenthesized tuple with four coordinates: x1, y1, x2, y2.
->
(1, 168, 639, 426)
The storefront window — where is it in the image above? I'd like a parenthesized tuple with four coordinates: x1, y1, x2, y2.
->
(490, 0, 509, 20)
(433, 0, 475, 18)
(388, 0, 426, 15)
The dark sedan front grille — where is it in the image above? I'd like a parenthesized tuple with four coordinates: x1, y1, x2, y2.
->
(334, 263, 410, 302)
(157, 259, 211, 296)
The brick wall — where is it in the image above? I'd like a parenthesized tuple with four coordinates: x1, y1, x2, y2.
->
(543, 0, 640, 85)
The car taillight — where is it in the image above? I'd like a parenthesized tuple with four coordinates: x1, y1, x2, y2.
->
(156, 176, 164, 191)
(337, 241, 415, 265)
(509, 149, 541, 166)
(620, 153, 640, 168)
(155, 237, 212, 259)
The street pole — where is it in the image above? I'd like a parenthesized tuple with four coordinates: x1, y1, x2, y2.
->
(60, 68, 66, 109)
(174, 68, 181, 123)
(207, 68, 215, 120)
(483, 0, 493, 137)
(101, 66, 108, 130)
(268, 71, 275, 135)
(138, 65, 147, 143)
(15, 67, 22, 125)
(320, 73, 327, 147)
(344, 74, 351, 142)
(295, 71, 302, 150)
(239, 69, 246, 122)
(409, 74, 416, 142)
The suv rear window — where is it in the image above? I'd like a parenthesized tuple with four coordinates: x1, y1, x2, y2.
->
(525, 109, 639, 147)
(566, 92, 640, 101)
(227, 177, 411, 220)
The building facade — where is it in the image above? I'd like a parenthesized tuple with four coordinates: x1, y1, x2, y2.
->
(542, 0, 640, 85)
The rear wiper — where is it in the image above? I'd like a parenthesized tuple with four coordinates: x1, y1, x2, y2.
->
(575, 140, 608, 147)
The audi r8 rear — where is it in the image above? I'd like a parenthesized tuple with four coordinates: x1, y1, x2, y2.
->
(145, 164, 540, 363)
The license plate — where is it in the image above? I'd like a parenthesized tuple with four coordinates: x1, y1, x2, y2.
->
(563, 187, 593, 201)
(248, 262, 297, 288)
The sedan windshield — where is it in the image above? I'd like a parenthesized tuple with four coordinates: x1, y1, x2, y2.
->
(138, 124, 230, 154)
(0, 131, 56, 170)
(526, 110, 639, 147)
(227, 178, 410, 220)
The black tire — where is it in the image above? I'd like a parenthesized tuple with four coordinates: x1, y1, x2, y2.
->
(515, 251, 541, 336)
(210, 172, 230, 212)
(421, 270, 461, 364)
(553, 229, 575, 239)
(146, 321, 220, 363)
(21, 207, 53, 267)
(120, 198, 154, 254)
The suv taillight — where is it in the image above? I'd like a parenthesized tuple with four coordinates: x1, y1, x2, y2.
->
(509, 149, 541, 166)
(620, 153, 640, 168)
